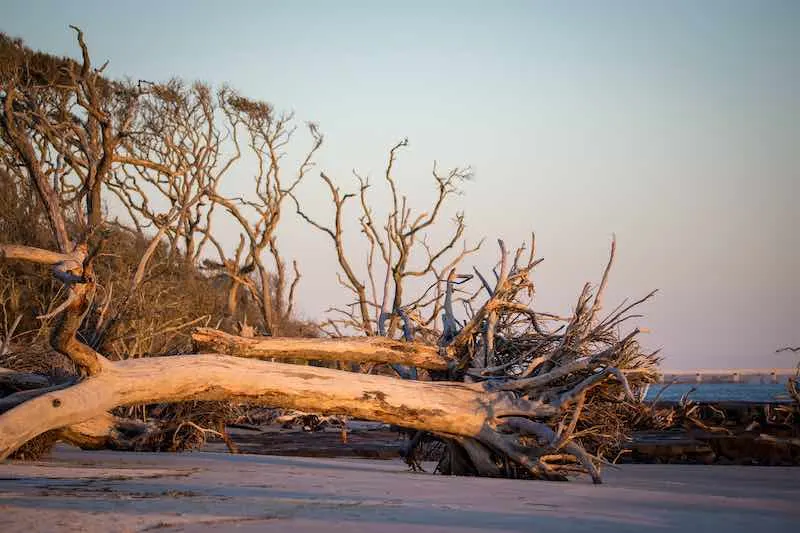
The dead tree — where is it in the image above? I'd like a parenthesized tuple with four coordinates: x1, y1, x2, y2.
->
(0, 29, 196, 350)
(206, 93, 322, 335)
(1, 236, 659, 483)
(0, 28, 184, 249)
(296, 139, 480, 340)
(108, 81, 241, 274)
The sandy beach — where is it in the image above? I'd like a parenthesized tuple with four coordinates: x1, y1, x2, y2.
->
(0, 446, 797, 532)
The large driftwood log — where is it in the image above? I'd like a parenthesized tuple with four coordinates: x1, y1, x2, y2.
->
(192, 327, 456, 370)
(0, 238, 657, 483)
(0, 354, 543, 461)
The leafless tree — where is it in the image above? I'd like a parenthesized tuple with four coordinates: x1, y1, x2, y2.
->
(296, 139, 480, 339)
(0, 28, 185, 251)
(108, 80, 241, 279)
(205, 92, 322, 335)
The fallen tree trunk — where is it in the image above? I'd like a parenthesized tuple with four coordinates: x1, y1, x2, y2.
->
(192, 327, 456, 370)
(0, 239, 658, 483)
(0, 354, 539, 461)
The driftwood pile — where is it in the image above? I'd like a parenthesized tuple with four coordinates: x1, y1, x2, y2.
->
(1, 238, 660, 484)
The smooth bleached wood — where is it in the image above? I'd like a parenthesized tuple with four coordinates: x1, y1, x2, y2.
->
(192, 328, 456, 370)
(0, 244, 82, 267)
(0, 354, 504, 460)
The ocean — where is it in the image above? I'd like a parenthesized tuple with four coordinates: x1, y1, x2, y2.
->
(643, 383, 794, 404)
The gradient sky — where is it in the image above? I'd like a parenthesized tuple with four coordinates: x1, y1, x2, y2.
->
(3, 1, 798, 370)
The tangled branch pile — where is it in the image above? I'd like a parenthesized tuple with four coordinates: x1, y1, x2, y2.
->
(193, 238, 660, 482)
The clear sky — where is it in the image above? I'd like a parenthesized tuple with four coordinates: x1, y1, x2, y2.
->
(3, 1, 798, 370)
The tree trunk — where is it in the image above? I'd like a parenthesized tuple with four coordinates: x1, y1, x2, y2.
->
(227, 281, 241, 319)
(0, 354, 530, 461)
(192, 328, 456, 370)
(257, 264, 275, 335)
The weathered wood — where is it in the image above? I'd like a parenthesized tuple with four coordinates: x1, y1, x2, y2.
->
(0, 244, 82, 267)
(0, 354, 531, 460)
(50, 276, 109, 376)
(192, 328, 456, 370)
(0, 383, 71, 413)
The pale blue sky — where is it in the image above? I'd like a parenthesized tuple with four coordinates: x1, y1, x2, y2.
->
(3, 1, 798, 370)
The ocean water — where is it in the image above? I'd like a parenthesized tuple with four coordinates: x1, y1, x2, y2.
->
(643, 383, 793, 404)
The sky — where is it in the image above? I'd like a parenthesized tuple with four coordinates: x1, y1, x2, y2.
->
(2, 0, 798, 370)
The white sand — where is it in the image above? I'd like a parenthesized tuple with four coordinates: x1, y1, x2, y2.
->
(1, 446, 797, 532)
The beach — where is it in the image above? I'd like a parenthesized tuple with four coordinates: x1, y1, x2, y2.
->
(0, 446, 797, 532)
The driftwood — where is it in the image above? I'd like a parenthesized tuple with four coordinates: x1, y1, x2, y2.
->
(0, 28, 659, 484)
(192, 328, 456, 370)
(0, 236, 658, 483)
(0, 355, 525, 458)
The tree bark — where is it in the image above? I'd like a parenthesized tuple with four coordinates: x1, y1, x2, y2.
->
(0, 245, 83, 267)
(192, 328, 456, 370)
(0, 354, 533, 460)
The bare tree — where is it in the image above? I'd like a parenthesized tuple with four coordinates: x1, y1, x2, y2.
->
(1, 235, 658, 484)
(296, 139, 480, 340)
(109, 81, 241, 273)
(206, 92, 322, 335)
(0, 28, 185, 250)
